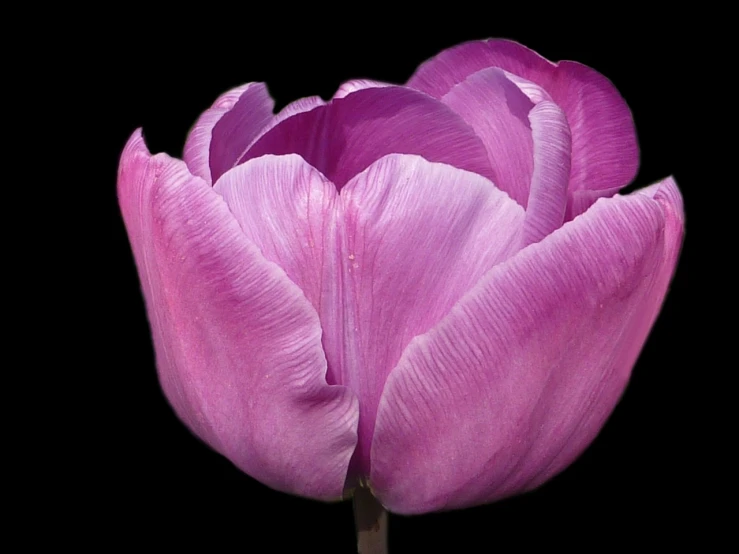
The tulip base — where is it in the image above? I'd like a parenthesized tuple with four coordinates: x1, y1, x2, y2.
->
(353, 486, 388, 554)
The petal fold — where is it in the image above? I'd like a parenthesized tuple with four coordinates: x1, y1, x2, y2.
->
(118, 130, 358, 500)
(370, 178, 683, 514)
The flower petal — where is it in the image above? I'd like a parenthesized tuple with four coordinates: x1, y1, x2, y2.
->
(227, 78, 391, 177)
(216, 153, 524, 480)
(118, 130, 358, 500)
(370, 178, 683, 514)
(237, 86, 496, 188)
(407, 39, 639, 215)
(333, 79, 393, 99)
(214, 154, 340, 334)
(238, 95, 326, 163)
(637, 177, 684, 273)
(439, 68, 535, 206)
(221, 81, 391, 177)
(522, 100, 571, 246)
(182, 83, 257, 184)
(207, 83, 276, 184)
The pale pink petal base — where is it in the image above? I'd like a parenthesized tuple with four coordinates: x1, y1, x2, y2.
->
(370, 178, 683, 514)
(118, 130, 358, 500)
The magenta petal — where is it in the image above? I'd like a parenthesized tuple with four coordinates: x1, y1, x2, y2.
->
(409, 39, 559, 101)
(230, 81, 405, 171)
(238, 86, 496, 188)
(182, 83, 255, 184)
(246, 82, 392, 158)
(555, 60, 639, 215)
(440, 68, 535, 206)
(407, 39, 639, 213)
(522, 100, 571, 246)
(118, 131, 358, 500)
(208, 83, 276, 184)
(216, 153, 524, 479)
(238, 95, 326, 162)
(370, 178, 683, 514)
(334, 79, 392, 99)
(637, 177, 684, 275)
(567, 187, 622, 221)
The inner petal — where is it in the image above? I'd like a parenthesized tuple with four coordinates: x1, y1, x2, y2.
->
(215, 153, 524, 479)
(214, 154, 339, 321)
(521, 100, 571, 246)
(440, 67, 535, 207)
(236, 86, 496, 189)
(208, 83, 276, 184)
(406, 39, 639, 217)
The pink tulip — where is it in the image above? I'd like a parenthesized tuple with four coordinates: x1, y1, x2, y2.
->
(118, 37, 683, 538)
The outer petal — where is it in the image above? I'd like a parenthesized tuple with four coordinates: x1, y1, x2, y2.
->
(118, 130, 358, 500)
(371, 178, 683, 514)
(216, 153, 525, 479)
(407, 39, 639, 215)
(637, 177, 684, 276)
(183, 83, 274, 185)
(237, 86, 496, 188)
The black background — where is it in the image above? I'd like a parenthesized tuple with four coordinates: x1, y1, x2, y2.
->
(90, 14, 707, 552)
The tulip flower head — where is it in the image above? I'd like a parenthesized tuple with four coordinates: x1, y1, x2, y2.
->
(119, 39, 683, 551)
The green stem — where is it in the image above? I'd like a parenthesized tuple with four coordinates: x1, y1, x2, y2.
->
(353, 486, 388, 554)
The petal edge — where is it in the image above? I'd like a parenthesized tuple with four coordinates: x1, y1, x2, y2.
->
(119, 130, 358, 500)
(371, 180, 682, 514)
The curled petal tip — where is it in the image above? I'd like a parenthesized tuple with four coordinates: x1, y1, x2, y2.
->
(642, 176, 684, 222)
(121, 127, 146, 157)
